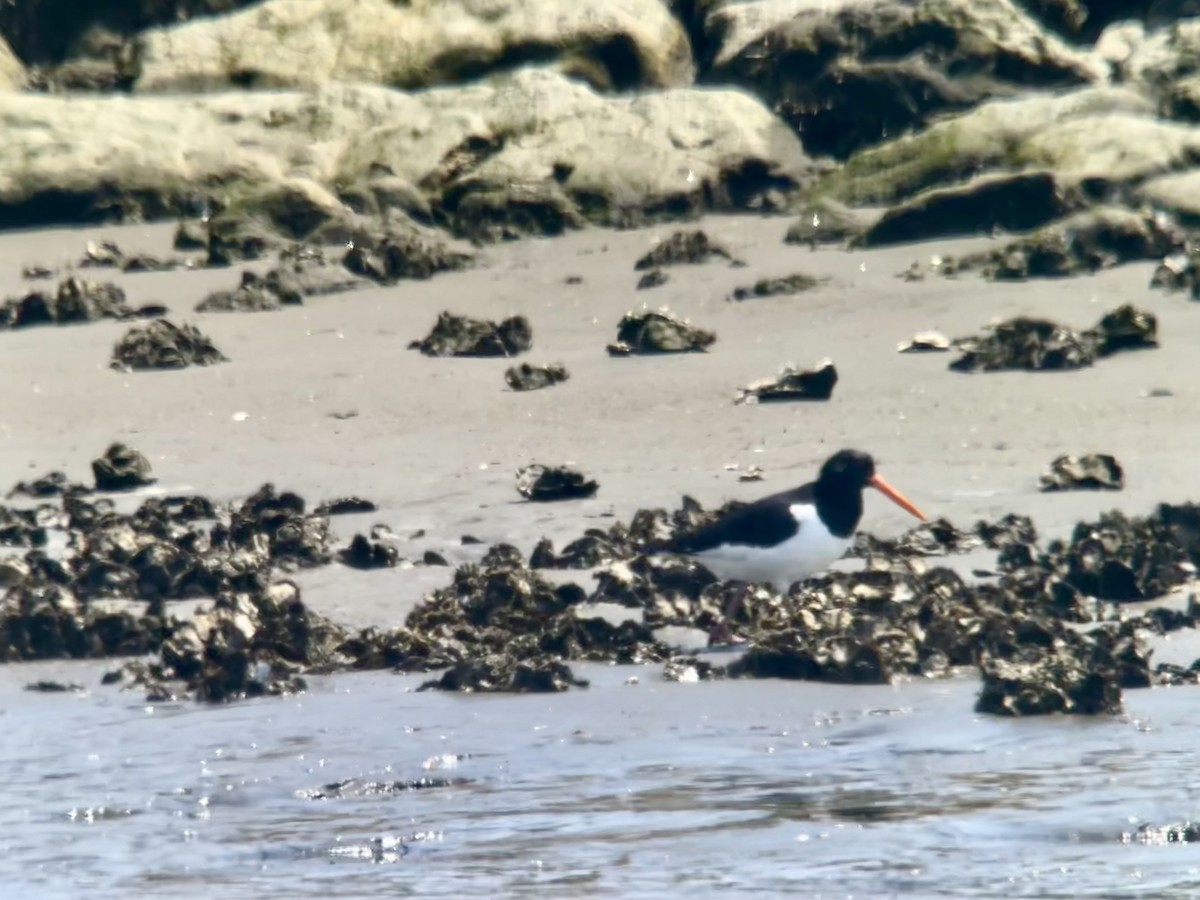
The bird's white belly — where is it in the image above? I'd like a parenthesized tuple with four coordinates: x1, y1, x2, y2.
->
(688, 503, 851, 593)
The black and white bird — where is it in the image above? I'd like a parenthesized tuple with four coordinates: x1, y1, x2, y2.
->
(661, 449, 928, 643)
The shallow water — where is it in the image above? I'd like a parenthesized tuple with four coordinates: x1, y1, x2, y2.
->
(3, 662, 1200, 899)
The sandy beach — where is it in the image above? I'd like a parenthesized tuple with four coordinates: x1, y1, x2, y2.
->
(1, 215, 1196, 629)
(11, 1, 1200, 891)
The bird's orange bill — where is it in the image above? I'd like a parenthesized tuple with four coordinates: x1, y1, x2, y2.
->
(868, 474, 928, 522)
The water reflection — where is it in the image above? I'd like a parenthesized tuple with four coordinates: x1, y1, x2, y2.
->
(0, 663, 1198, 898)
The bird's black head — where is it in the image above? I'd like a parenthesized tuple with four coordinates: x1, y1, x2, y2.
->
(818, 449, 877, 490)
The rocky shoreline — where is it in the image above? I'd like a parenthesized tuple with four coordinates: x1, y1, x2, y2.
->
(5, 1, 1200, 719)
(5, 1, 1200, 258)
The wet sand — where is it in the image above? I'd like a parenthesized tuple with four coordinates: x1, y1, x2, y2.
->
(1, 215, 1199, 632)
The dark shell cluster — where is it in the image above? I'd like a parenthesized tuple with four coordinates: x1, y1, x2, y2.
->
(409, 311, 533, 358)
(110, 318, 227, 371)
(633, 229, 739, 270)
(4, 438, 1200, 714)
(950, 305, 1157, 373)
(0, 277, 163, 329)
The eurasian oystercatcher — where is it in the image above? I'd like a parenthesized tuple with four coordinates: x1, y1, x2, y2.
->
(661, 449, 927, 643)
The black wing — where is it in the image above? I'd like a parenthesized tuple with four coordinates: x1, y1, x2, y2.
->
(665, 483, 815, 553)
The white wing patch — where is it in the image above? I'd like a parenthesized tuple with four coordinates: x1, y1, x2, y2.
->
(687, 503, 852, 593)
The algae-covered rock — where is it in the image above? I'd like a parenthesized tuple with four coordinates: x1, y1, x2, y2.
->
(516, 465, 599, 502)
(968, 209, 1185, 280)
(78, 240, 179, 273)
(314, 497, 377, 516)
(1150, 243, 1200, 298)
(399, 557, 666, 670)
(704, 0, 1101, 160)
(410, 312, 532, 358)
(783, 200, 870, 246)
(111, 319, 228, 371)
(504, 362, 569, 392)
(338, 534, 399, 570)
(1136, 170, 1200, 228)
(203, 214, 276, 267)
(253, 178, 350, 241)
(438, 178, 586, 244)
(173, 220, 208, 250)
(196, 269, 302, 312)
(729, 273, 823, 301)
(858, 172, 1079, 247)
(133, 582, 342, 703)
(1087, 303, 1158, 356)
(634, 230, 737, 270)
(343, 226, 473, 283)
(0, 278, 153, 330)
(820, 86, 1161, 207)
(636, 269, 669, 290)
(91, 443, 155, 492)
(418, 655, 589, 694)
(975, 635, 1135, 716)
(8, 471, 80, 499)
(1039, 454, 1124, 492)
(662, 656, 724, 683)
(607, 311, 716, 355)
(950, 304, 1156, 372)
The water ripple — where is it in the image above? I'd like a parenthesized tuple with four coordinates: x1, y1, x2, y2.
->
(1, 664, 1199, 898)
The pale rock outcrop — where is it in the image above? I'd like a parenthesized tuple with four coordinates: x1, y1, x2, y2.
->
(0, 68, 814, 235)
(134, 0, 695, 94)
